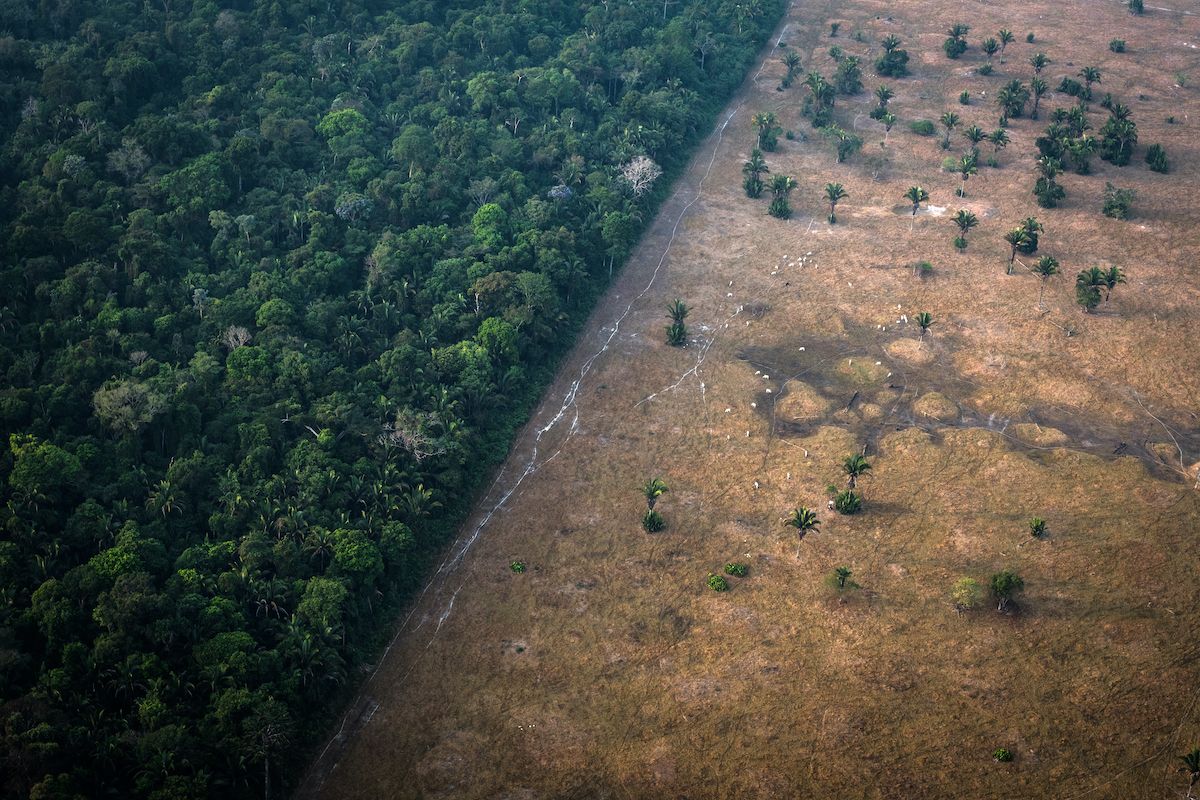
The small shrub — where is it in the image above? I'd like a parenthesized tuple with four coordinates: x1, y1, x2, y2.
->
(1146, 143, 1170, 173)
(1109, 39, 1126, 53)
(993, 748, 1014, 763)
(977, 63, 993, 76)
(916, 259, 935, 276)
(642, 509, 665, 532)
(724, 562, 749, 577)
(1025, 32, 1035, 43)
(830, 22, 840, 36)
(952, 577, 982, 612)
(665, 322, 688, 346)
(1129, 0, 1144, 13)
(959, 90, 971, 105)
(953, 236, 968, 251)
(828, 566, 858, 591)
(785, 129, 795, 140)
(941, 156, 959, 172)
(1166, 115, 1177, 124)
(510, 560, 526, 573)
(910, 119, 936, 136)
(1102, 182, 1136, 220)
(834, 489, 862, 515)
(1058, 77, 1085, 98)
(707, 573, 730, 592)
(986, 156, 999, 168)
(1028, 517, 1047, 538)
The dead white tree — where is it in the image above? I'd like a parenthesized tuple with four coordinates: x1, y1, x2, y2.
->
(377, 410, 446, 462)
(221, 325, 252, 350)
(620, 155, 663, 198)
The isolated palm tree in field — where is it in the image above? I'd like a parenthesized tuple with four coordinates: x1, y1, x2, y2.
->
(1076, 266, 1106, 312)
(824, 182, 848, 223)
(752, 111, 780, 150)
(989, 128, 1010, 157)
(905, 185, 929, 216)
(956, 153, 978, 197)
(1079, 65, 1102, 98)
(1004, 227, 1031, 274)
(1030, 77, 1048, 119)
(843, 454, 871, 489)
(1102, 265, 1126, 303)
(1031, 255, 1059, 304)
(964, 125, 985, 153)
(875, 84, 895, 110)
(1030, 52, 1050, 75)
(990, 570, 1025, 612)
(742, 148, 769, 197)
(952, 209, 978, 249)
(939, 110, 960, 149)
(916, 312, 934, 339)
(881, 111, 897, 145)
(784, 507, 821, 556)
(641, 477, 669, 509)
(768, 174, 797, 219)
(998, 28, 1015, 61)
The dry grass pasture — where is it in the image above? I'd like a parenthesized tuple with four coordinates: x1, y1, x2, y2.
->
(306, 0, 1200, 797)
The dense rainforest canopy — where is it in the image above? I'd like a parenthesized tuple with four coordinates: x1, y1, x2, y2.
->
(0, 0, 784, 797)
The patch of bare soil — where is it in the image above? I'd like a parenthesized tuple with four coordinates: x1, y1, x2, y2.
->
(307, 1, 1200, 798)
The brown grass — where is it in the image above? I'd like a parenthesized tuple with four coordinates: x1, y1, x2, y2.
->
(306, 1, 1200, 797)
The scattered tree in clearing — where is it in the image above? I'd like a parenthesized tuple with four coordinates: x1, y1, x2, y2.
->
(1129, 0, 1144, 13)
(997, 79, 1030, 118)
(1004, 227, 1031, 274)
(964, 125, 986, 155)
(990, 570, 1025, 612)
(781, 51, 803, 88)
(642, 508, 666, 532)
(939, 111, 961, 150)
(821, 125, 863, 163)
(905, 185, 930, 216)
(1099, 104, 1138, 165)
(943, 23, 969, 59)
(1031, 255, 1060, 303)
(1076, 267, 1105, 312)
(952, 577, 982, 612)
(831, 566, 856, 590)
(1146, 143, 1170, 173)
(1019, 216, 1044, 255)
(784, 507, 821, 556)
(881, 112, 897, 145)
(952, 209, 979, 250)
(1102, 265, 1126, 304)
(956, 153, 978, 197)
(871, 84, 895, 120)
(665, 299, 689, 346)
(803, 72, 837, 127)
(753, 111, 781, 151)
(989, 128, 1010, 158)
(834, 489, 862, 515)
(843, 453, 871, 488)
(834, 56, 864, 95)
(982, 38, 999, 63)
(1033, 156, 1065, 208)
(876, 34, 910, 77)
(998, 29, 1015, 61)
(743, 148, 769, 197)
(824, 182, 849, 223)
(1102, 183, 1136, 220)
(768, 174, 797, 219)
(1078, 66, 1102, 100)
(916, 311, 934, 339)
(1030, 77, 1048, 119)
(1029, 52, 1050, 75)
(1029, 517, 1047, 538)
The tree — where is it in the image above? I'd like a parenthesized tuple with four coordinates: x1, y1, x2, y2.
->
(824, 183, 849, 224)
(1181, 748, 1200, 800)
(752, 111, 782, 151)
(1019, 216, 1044, 254)
(843, 453, 871, 488)
(832, 566, 854, 590)
(939, 111, 960, 149)
(881, 112, 897, 145)
(905, 185, 930, 216)
(784, 507, 821, 556)
(989, 128, 1010, 158)
(997, 79, 1030, 117)
(781, 51, 803, 85)
(1099, 109, 1138, 165)
(1028, 517, 1047, 538)
(93, 380, 165, 436)
(834, 56, 864, 95)
(1101, 265, 1126, 303)
(952, 209, 979, 249)
(1004, 227, 1031, 274)
(943, 23, 969, 59)
(998, 29, 1015, 60)
(642, 509, 666, 532)
(876, 35, 910, 77)
(990, 570, 1025, 612)
(1078, 66, 1102, 99)
(952, 577, 982, 612)
(982, 38, 999, 61)
(1033, 156, 1065, 208)
(1102, 183, 1136, 219)
(915, 311, 934, 339)
(1029, 77, 1048, 119)
(1147, 143, 1170, 173)
(834, 489, 862, 514)
(822, 126, 863, 163)
(874, 84, 895, 114)
(769, 174, 796, 219)
(1029, 52, 1050, 75)
(1031, 255, 1059, 303)
(964, 125, 986, 153)
(956, 153, 978, 197)
(1076, 267, 1105, 312)
(743, 148, 769, 198)
(803, 72, 836, 126)
(620, 156, 663, 198)
(642, 477, 670, 509)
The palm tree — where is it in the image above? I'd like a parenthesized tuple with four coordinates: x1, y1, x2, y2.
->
(1029, 52, 1050, 75)
(1181, 748, 1200, 800)
(875, 84, 895, 110)
(842, 453, 871, 489)
(833, 566, 853, 590)
(1029, 77, 1048, 119)
(1004, 227, 1031, 274)
(905, 185, 929, 216)
(641, 477, 669, 509)
(1079, 65, 1102, 98)
(939, 111, 960, 149)
(881, 34, 902, 54)
(982, 38, 999, 61)
(881, 111, 897, 145)
(667, 299, 689, 324)
(784, 507, 821, 556)
(1076, 266, 1106, 312)
(956, 153, 978, 197)
(752, 111, 779, 151)
(824, 182, 848, 223)
(1019, 216, 1044, 254)
(915, 311, 934, 339)
(998, 29, 1015, 61)
(804, 72, 835, 123)
(781, 51, 802, 82)
(1102, 265, 1126, 303)
(1031, 255, 1059, 304)
(989, 128, 1010, 157)
(952, 209, 978, 248)
(964, 125, 986, 153)
(768, 174, 796, 219)
(742, 148, 769, 197)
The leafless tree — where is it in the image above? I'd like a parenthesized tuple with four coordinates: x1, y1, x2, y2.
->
(620, 155, 663, 198)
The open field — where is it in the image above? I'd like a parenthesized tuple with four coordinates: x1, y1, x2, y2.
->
(307, 0, 1200, 797)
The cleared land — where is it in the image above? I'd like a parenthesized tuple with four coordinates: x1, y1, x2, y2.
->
(309, 0, 1200, 797)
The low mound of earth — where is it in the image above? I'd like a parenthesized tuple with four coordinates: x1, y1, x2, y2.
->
(913, 391, 959, 421)
(775, 380, 833, 423)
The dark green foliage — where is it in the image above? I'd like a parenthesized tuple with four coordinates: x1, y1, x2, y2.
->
(0, 1, 787, 797)
(1129, 0, 1144, 13)
(943, 24, 970, 59)
(977, 63, 994, 76)
(666, 322, 689, 346)
(724, 562, 749, 577)
(997, 80, 1031, 118)
(994, 748, 1014, 763)
(1102, 183, 1136, 219)
(875, 35, 910, 77)
(1146, 144, 1170, 173)
(510, 560, 527, 573)
(834, 490, 863, 515)
(707, 573, 730, 592)
(990, 570, 1025, 612)
(1100, 107, 1139, 165)
(643, 509, 667, 533)
(835, 57, 864, 95)
(1110, 39, 1127, 53)
(1026, 32, 1036, 43)
(830, 566, 858, 591)
(910, 120, 937, 136)
(1029, 518, 1047, 538)
(1076, 267, 1107, 312)
(960, 91, 972, 105)
(1058, 77, 1086, 98)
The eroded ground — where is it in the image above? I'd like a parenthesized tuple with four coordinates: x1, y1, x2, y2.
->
(308, 0, 1200, 796)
